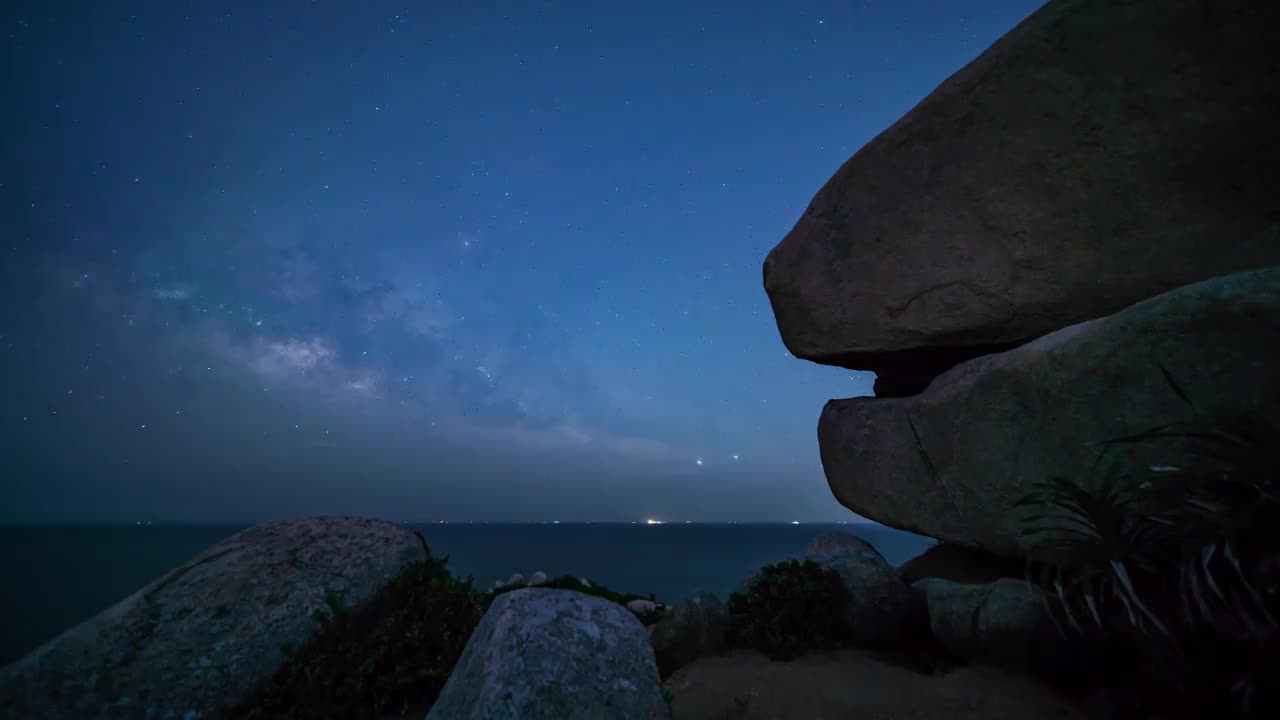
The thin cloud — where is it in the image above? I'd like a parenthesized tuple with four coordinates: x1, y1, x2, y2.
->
(153, 287, 192, 301)
(442, 416, 687, 466)
(203, 332, 384, 402)
(363, 284, 455, 341)
(250, 337, 336, 378)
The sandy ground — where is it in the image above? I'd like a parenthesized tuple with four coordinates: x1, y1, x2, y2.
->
(666, 649, 1090, 720)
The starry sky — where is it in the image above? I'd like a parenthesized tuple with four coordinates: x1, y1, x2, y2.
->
(1, 0, 1043, 524)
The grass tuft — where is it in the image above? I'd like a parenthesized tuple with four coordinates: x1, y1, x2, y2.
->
(232, 535, 660, 718)
(725, 559, 851, 661)
(1014, 368, 1280, 717)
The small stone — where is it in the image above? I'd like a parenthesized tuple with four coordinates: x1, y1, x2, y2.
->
(528, 571, 548, 587)
(506, 572, 525, 586)
(627, 599, 658, 616)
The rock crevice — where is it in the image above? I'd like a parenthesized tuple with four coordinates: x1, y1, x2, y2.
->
(820, 267, 1280, 555)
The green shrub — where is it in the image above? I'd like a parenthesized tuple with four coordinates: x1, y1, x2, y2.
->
(1014, 367, 1279, 718)
(231, 539, 663, 718)
(232, 533, 487, 719)
(725, 559, 851, 661)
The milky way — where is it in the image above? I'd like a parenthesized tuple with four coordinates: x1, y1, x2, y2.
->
(1, 0, 1041, 523)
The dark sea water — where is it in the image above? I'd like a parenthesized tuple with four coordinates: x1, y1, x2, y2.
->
(0, 522, 935, 667)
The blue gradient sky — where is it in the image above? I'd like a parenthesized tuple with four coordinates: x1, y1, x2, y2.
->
(1, 0, 1043, 523)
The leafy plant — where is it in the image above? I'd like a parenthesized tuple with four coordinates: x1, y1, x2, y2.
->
(725, 559, 851, 661)
(1014, 367, 1280, 717)
(232, 540, 665, 718)
(232, 532, 488, 719)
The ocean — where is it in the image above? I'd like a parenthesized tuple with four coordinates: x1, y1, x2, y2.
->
(0, 522, 936, 667)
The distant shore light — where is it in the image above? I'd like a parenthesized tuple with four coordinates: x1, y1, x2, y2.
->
(646, 518, 664, 525)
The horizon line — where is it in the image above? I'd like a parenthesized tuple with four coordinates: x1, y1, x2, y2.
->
(0, 518, 880, 527)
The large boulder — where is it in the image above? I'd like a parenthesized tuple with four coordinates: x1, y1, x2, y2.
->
(806, 530, 879, 556)
(915, 578, 1051, 666)
(819, 267, 1280, 555)
(0, 515, 425, 719)
(802, 532, 924, 648)
(649, 591, 729, 678)
(916, 579, 1103, 696)
(762, 0, 1280, 393)
(427, 588, 668, 720)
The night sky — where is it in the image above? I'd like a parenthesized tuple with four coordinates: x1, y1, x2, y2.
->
(2, 1, 1042, 524)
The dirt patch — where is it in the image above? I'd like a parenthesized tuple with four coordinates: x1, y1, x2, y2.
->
(667, 649, 1087, 720)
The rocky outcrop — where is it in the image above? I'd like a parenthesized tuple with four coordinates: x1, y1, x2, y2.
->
(649, 591, 729, 678)
(427, 588, 668, 720)
(0, 515, 425, 720)
(914, 578, 1050, 667)
(802, 532, 924, 648)
(819, 267, 1280, 555)
(762, 0, 1280, 393)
